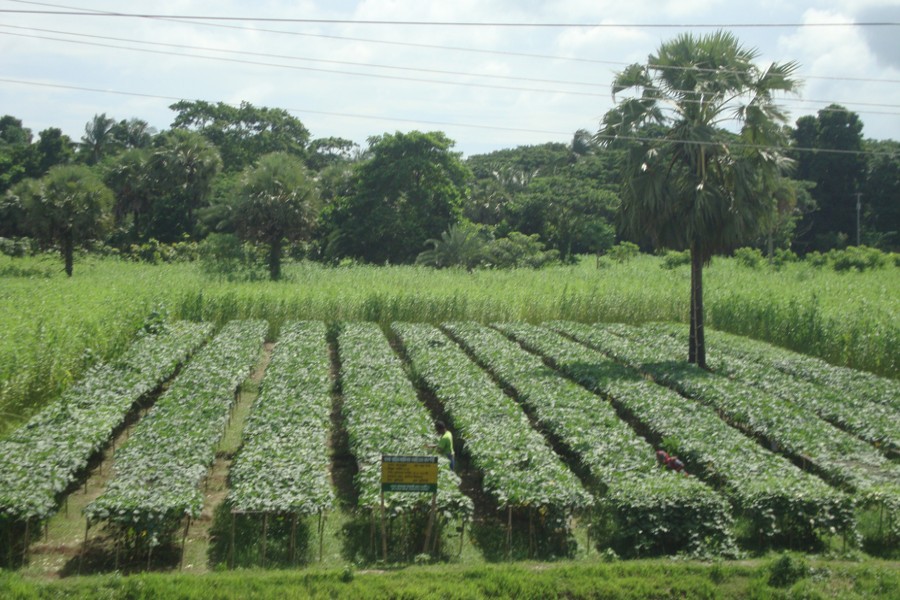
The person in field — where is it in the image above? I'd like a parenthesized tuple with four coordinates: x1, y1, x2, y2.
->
(430, 420, 455, 471)
(656, 449, 687, 475)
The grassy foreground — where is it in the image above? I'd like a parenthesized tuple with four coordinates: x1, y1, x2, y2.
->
(1, 253, 897, 436)
(2, 557, 899, 599)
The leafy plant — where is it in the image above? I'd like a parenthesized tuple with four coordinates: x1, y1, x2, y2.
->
(85, 320, 266, 546)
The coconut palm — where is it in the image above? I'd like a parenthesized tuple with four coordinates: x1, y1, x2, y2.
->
(597, 31, 799, 367)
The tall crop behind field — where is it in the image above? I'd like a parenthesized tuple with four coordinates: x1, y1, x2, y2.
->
(1, 254, 896, 436)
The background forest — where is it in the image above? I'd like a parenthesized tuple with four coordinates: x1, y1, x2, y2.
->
(1, 99, 898, 278)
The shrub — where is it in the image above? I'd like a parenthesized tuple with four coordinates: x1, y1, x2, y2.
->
(607, 241, 640, 263)
(660, 250, 691, 269)
(733, 247, 764, 268)
(485, 232, 559, 269)
(830, 246, 888, 272)
(771, 248, 798, 269)
(767, 552, 809, 588)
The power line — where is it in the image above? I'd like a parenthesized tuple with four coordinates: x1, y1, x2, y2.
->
(1, 7, 898, 28)
(0, 24, 608, 90)
(7, 0, 900, 85)
(1, 77, 894, 158)
(3, 28, 898, 118)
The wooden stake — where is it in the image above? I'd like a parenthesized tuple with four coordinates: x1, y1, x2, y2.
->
(506, 506, 512, 560)
(290, 513, 297, 565)
(228, 512, 235, 570)
(78, 520, 90, 575)
(458, 520, 466, 558)
(179, 517, 191, 570)
(319, 511, 325, 563)
(261, 514, 268, 567)
(422, 492, 438, 555)
(380, 491, 388, 562)
(22, 518, 30, 565)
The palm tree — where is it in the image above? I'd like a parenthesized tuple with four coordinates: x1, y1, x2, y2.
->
(17, 165, 114, 276)
(231, 152, 320, 280)
(80, 113, 117, 165)
(597, 31, 799, 367)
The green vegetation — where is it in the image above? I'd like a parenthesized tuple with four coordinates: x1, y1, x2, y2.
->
(1, 557, 898, 599)
(1, 252, 897, 440)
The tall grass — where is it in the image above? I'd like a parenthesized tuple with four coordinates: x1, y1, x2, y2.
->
(1, 254, 896, 437)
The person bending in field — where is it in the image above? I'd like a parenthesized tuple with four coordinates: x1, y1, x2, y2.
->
(656, 449, 688, 476)
(429, 421, 455, 471)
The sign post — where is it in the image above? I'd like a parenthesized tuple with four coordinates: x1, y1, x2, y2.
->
(380, 455, 439, 561)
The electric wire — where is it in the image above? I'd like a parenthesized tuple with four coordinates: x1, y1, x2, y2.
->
(6, 0, 900, 85)
(1, 76, 893, 158)
(1, 7, 898, 28)
(1, 28, 897, 118)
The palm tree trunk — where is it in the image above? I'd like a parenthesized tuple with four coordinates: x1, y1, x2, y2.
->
(268, 237, 282, 281)
(689, 244, 706, 368)
(63, 230, 74, 277)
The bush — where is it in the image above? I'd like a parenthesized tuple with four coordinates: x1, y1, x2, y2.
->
(606, 241, 640, 263)
(0, 236, 35, 257)
(660, 250, 690, 270)
(806, 251, 828, 268)
(771, 248, 798, 269)
(485, 232, 559, 269)
(198, 233, 268, 281)
(733, 247, 764, 268)
(126, 238, 199, 264)
(767, 552, 809, 588)
(829, 246, 888, 272)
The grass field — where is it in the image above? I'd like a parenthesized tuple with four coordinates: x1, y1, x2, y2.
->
(2, 556, 899, 599)
(1, 253, 896, 438)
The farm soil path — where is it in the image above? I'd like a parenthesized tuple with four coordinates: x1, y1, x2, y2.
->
(180, 342, 274, 573)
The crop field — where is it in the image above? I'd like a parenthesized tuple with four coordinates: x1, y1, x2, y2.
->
(2, 318, 898, 574)
(1, 256, 898, 596)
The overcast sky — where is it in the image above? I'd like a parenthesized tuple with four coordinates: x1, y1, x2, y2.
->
(1, 0, 898, 157)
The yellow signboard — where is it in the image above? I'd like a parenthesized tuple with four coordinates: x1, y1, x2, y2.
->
(381, 455, 438, 493)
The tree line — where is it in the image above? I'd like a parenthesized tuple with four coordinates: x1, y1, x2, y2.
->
(0, 82, 897, 279)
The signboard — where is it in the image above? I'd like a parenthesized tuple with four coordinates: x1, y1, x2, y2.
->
(381, 455, 438, 493)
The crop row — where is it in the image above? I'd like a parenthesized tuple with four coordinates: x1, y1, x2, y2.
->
(393, 323, 590, 512)
(0, 322, 213, 522)
(499, 323, 855, 543)
(336, 323, 472, 518)
(559, 322, 900, 499)
(704, 327, 900, 413)
(636, 323, 899, 456)
(442, 322, 735, 556)
(228, 322, 335, 516)
(84, 320, 267, 538)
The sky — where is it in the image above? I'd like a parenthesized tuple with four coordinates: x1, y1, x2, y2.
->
(1, 0, 898, 157)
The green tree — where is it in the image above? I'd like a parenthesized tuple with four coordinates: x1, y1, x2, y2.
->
(80, 113, 119, 165)
(598, 31, 799, 367)
(16, 165, 113, 275)
(169, 100, 310, 172)
(34, 128, 75, 175)
(111, 118, 155, 149)
(0, 115, 36, 193)
(225, 152, 320, 280)
(861, 139, 900, 250)
(144, 130, 222, 241)
(792, 105, 866, 250)
(416, 222, 488, 270)
(325, 131, 469, 264)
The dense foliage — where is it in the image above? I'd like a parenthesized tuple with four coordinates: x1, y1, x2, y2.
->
(443, 322, 735, 557)
(84, 320, 266, 545)
(501, 323, 856, 547)
(228, 321, 334, 515)
(0, 322, 211, 522)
